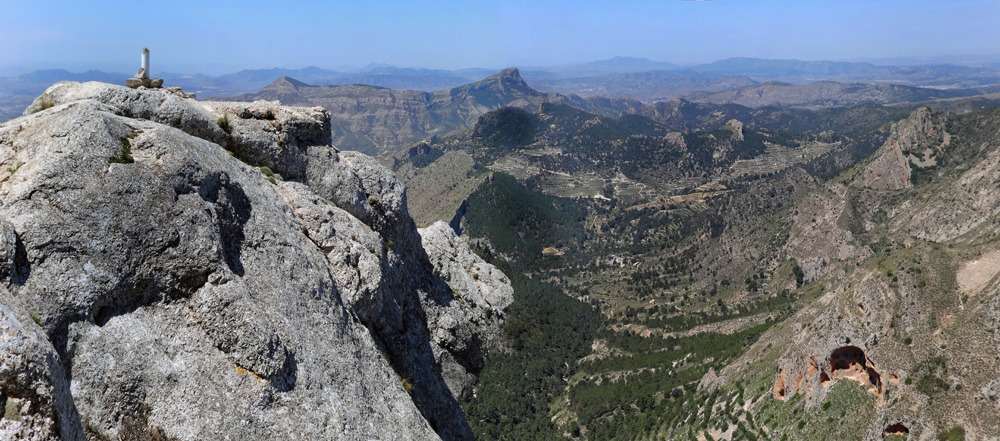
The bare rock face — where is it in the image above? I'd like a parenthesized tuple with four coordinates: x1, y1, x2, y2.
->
(23, 81, 227, 145)
(0, 289, 82, 440)
(419, 222, 513, 397)
(857, 107, 949, 190)
(0, 81, 512, 441)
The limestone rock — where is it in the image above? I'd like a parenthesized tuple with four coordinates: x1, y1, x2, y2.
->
(202, 100, 331, 180)
(419, 222, 513, 397)
(23, 81, 226, 145)
(0, 81, 513, 441)
(0, 289, 83, 441)
(856, 107, 949, 190)
(278, 181, 386, 324)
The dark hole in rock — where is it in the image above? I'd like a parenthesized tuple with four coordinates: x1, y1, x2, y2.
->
(830, 345, 866, 372)
(867, 366, 882, 390)
(885, 423, 909, 435)
(827, 345, 883, 395)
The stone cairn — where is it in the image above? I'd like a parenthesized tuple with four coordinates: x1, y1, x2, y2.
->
(126, 47, 164, 88)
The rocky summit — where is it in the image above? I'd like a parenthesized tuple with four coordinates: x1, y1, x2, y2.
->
(0, 81, 511, 440)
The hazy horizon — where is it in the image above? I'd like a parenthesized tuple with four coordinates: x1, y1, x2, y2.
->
(2, 0, 998, 76)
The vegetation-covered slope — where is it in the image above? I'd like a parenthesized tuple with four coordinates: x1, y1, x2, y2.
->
(406, 95, 1000, 439)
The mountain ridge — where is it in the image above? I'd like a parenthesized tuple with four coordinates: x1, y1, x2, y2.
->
(216, 68, 643, 155)
(682, 80, 993, 108)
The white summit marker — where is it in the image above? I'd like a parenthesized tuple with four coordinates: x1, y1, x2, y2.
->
(141, 47, 150, 79)
(127, 48, 163, 88)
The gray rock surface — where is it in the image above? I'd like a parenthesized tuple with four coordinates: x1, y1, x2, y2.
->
(418, 222, 513, 397)
(0, 287, 82, 441)
(0, 81, 512, 440)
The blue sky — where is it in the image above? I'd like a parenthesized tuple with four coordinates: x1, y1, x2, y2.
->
(2, 0, 998, 74)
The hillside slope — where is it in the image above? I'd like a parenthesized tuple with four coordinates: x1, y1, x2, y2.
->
(699, 106, 1000, 440)
(396, 94, 1000, 439)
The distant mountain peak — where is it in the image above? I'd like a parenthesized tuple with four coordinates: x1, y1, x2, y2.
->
(474, 68, 530, 92)
(608, 56, 649, 61)
(266, 76, 312, 91)
(498, 67, 522, 80)
(578, 56, 676, 71)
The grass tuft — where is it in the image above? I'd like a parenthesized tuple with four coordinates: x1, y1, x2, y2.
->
(109, 139, 134, 164)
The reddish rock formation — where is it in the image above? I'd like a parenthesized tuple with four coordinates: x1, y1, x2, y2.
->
(828, 346, 883, 403)
(771, 346, 884, 404)
(807, 357, 819, 378)
(774, 369, 787, 400)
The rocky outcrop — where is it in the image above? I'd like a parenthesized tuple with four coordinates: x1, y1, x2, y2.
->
(419, 222, 513, 397)
(0, 81, 512, 440)
(857, 107, 949, 190)
(770, 345, 884, 404)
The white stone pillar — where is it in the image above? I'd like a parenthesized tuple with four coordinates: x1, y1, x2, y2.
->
(141, 48, 150, 79)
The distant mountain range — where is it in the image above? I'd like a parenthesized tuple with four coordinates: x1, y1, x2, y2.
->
(164, 66, 482, 96)
(217, 67, 1000, 158)
(522, 56, 678, 79)
(682, 80, 1000, 108)
(213, 68, 642, 155)
(4, 55, 1000, 99)
(688, 57, 1000, 87)
(4, 56, 1000, 126)
(523, 70, 757, 101)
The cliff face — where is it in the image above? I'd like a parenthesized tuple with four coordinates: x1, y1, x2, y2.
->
(0, 81, 511, 441)
(856, 107, 948, 191)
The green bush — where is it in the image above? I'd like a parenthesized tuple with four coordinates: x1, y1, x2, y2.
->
(217, 112, 231, 133)
(937, 426, 965, 441)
